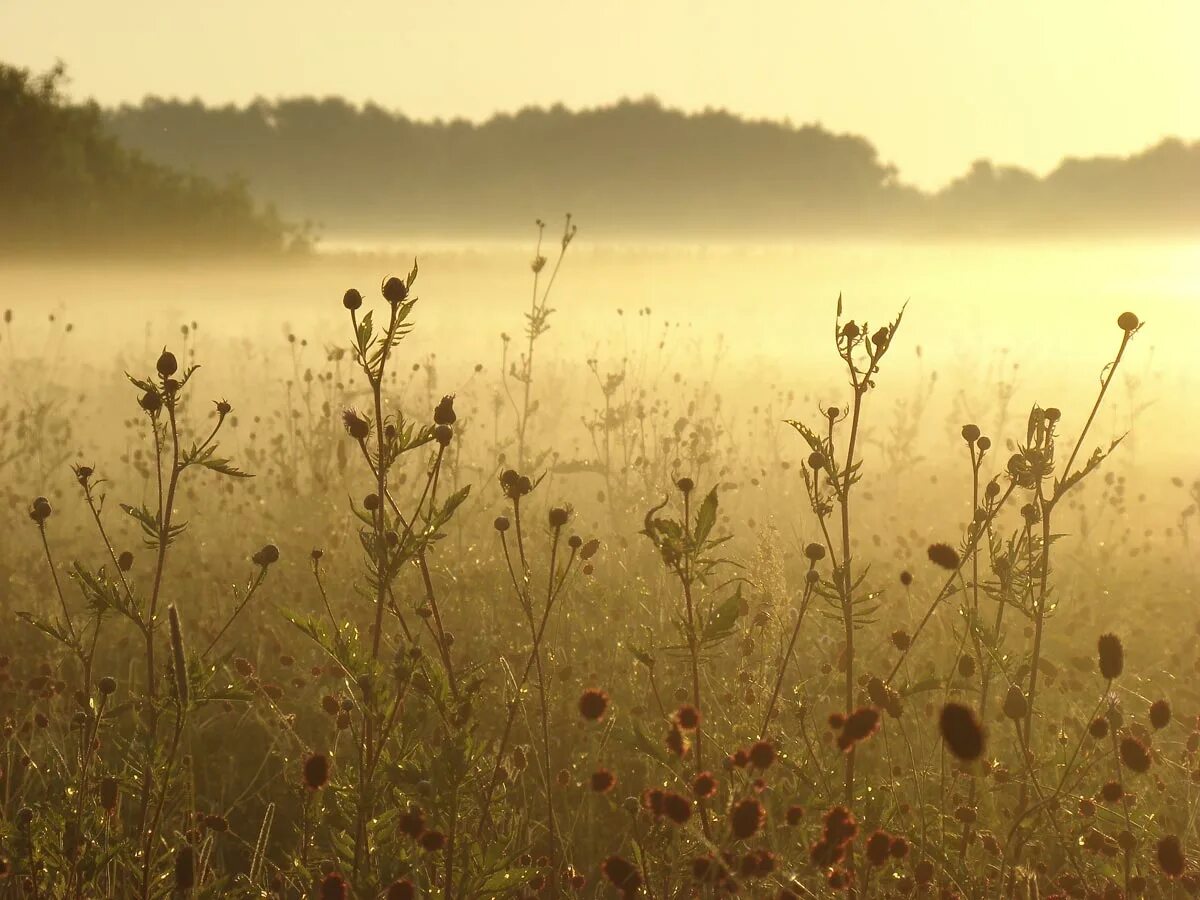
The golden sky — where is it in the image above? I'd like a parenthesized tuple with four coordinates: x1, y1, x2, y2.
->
(2, 0, 1197, 189)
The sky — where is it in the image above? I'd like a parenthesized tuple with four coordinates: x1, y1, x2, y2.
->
(2, 1, 1198, 189)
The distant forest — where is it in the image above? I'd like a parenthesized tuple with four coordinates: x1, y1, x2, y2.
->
(0, 63, 304, 255)
(105, 94, 1200, 239)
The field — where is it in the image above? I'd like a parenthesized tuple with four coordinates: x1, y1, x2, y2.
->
(1, 235, 1199, 899)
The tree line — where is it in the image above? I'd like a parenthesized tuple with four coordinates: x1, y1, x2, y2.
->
(104, 93, 1200, 239)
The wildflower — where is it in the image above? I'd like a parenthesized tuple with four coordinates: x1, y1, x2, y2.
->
(1089, 717, 1110, 739)
(493, 516, 510, 532)
(1158, 835, 1186, 878)
(804, 542, 825, 562)
(748, 740, 777, 769)
(252, 544, 280, 566)
(865, 830, 891, 866)
(836, 707, 881, 752)
(601, 856, 642, 897)
(1118, 312, 1140, 332)
(729, 798, 766, 839)
(433, 394, 456, 425)
(579, 688, 609, 721)
(1098, 633, 1124, 679)
(29, 497, 52, 524)
(1100, 781, 1124, 802)
(1120, 736, 1152, 774)
(303, 753, 330, 790)
(927, 543, 960, 571)
(549, 507, 570, 528)
(1002, 685, 1028, 720)
(420, 830, 447, 851)
(342, 409, 370, 441)
(1150, 699, 1171, 730)
(319, 873, 348, 900)
(899, 570, 913, 587)
(961, 424, 981, 443)
(98, 676, 117, 696)
(692, 771, 718, 799)
(675, 705, 700, 730)
(662, 792, 692, 824)
(786, 804, 805, 825)
(381, 276, 408, 304)
(890, 630, 910, 650)
(117, 551, 134, 571)
(665, 726, 687, 757)
(434, 424, 452, 446)
(939, 703, 985, 762)
(590, 768, 616, 793)
(676, 477, 694, 494)
(139, 390, 163, 414)
(342, 288, 363, 311)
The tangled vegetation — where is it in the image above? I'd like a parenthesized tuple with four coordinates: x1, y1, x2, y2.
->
(2, 222, 1197, 900)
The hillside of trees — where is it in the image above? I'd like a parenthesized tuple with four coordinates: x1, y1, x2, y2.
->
(0, 63, 305, 256)
(104, 94, 1200, 240)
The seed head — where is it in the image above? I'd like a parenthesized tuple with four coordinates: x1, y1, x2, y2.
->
(1118, 311, 1140, 332)
(215, 399, 231, 416)
(579, 688, 609, 721)
(303, 752, 331, 790)
(1150, 699, 1171, 730)
(1098, 633, 1124, 680)
(29, 496, 52, 524)
(692, 771, 718, 799)
(433, 394, 456, 425)
(927, 543, 960, 571)
(590, 768, 616, 793)
(342, 409, 370, 441)
(381, 276, 408, 304)
(548, 507, 570, 529)
(1120, 735, 1152, 773)
(342, 288, 363, 311)
(1002, 685, 1028, 720)
(939, 702, 985, 762)
(601, 856, 642, 896)
(1157, 834, 1185, 879)
(117, 551, 134, 571)
(676, 476, 695, 495)
(961, 423, 981, 443)
(98, 676, 117, 696)
(675, 705, 700, 730)
(433, 423, 453, 446)
(729, 797, 767, 840)
(804, 542, 825, 562)
(252, 544, 280, 567)
(748, 740, 777, 769)
(156, 349, 178, 378)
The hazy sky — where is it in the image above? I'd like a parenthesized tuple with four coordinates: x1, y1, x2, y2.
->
(3, 1, 1197, 188)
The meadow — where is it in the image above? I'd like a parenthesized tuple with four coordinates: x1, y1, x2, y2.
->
(1, 229, 1199, 899)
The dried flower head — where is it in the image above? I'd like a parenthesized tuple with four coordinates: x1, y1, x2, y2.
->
(927, 543, 960, 571)
(729, 797, 767, 840)
(939, 702, 985, 762)
(579, 688, 609, 721)
(303, 753, 330, 790)
(1098, 633, 1124, 680)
